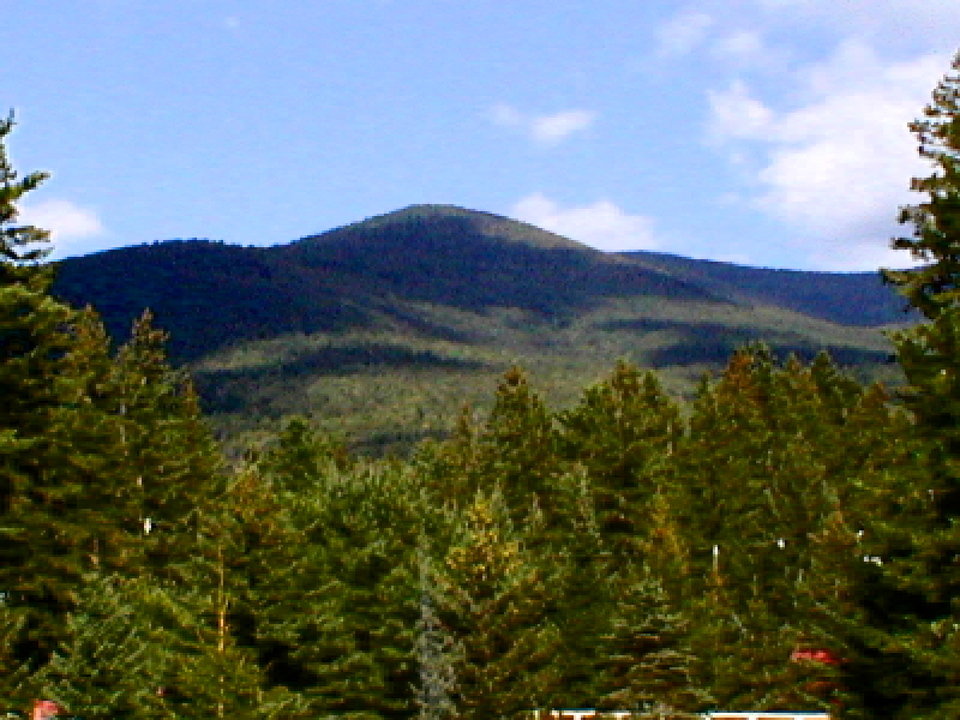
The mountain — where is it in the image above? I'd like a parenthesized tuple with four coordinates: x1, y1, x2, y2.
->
(624, 250, 910, 327)
(52, 204, 908, 453)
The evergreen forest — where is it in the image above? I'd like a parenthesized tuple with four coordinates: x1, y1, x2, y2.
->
(6, 53, 960, 720)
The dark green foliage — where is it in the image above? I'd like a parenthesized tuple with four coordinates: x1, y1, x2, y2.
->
(0, 115, 108, 673)
(0, 112, 51, 269)
(97, 310, 226, 584)
(52, 205, 717, 364)
(477, 367, 562, 515)
(252, 427, 423, 719)
(558, 362, 681, 555)
(663, 347, 909, 714)
(884, 51, 960, 320)
(54, 240, 369, 362)
(0, 599, 34, 708)
(869, 50, 960, 719)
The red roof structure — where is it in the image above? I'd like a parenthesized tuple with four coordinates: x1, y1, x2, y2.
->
(31, 700, 63, 720)
(790, 648, 841, 665)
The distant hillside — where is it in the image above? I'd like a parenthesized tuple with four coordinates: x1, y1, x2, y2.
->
(282, 204, 720, 317)
(54, 205, 720, 361)
(625, 249, 913, 327)
(52, 204, 905, 453)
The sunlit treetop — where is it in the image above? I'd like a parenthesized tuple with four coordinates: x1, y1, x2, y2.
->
(0, 112, 51, 269)
(886, 50, 960, 320)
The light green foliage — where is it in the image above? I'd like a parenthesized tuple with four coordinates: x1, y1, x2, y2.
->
(191, 296, 896, 456)
(33, 575, 167, 719)
(436, 489, 563, 720)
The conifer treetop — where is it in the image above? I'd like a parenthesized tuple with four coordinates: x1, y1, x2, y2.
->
(885, 50, 960, 319)
(0, 112, 51, 268)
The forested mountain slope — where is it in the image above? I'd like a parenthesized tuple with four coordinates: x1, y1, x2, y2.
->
(52, 204, 904, 451)
(626, 249, 913, 327)
(54, 205, 724, 361)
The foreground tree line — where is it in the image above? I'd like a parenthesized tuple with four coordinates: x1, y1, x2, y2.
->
(5, 53, 960, 720)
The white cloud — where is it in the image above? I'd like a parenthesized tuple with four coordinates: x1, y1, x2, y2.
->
(707, 79, 773, 141)
(655, 11, 714, 58)
(490, 104, 596, 146)
(511, 193, 658, 252)
(18, 199, 106, 259)
(530, 110, 596, 144)
(706, 41, 948, 269)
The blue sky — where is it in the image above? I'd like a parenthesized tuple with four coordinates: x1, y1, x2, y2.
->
(6, 1, 959, 270)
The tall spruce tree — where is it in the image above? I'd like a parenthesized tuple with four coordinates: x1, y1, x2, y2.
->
(876, 48, 960, 719)
(477, 367, 563, 521)
(437, 489, 563, 720)
(0, 112, 109, 674)
(104, 310, 225, 584)
(555, 363, 686, 704)
(253, 422, 422, 719)
(558, 362, 682, 556)
(673, 348, 889, 713)
(596, 562, 709, 719)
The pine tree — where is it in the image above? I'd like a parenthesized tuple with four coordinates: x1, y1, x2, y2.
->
(437, 489, 563, 720)
(414, 546, 460, 720)
(873, 48, 960, 719)
(104, 310, 225, 584)
(673, 348, 890, 712)
(32, 574, 168, 719)
(0, 112, 111, 672)
(596, 563, 709, 719)
(253, 427, 423, 719)
(672, 348, 779, 592)
(160, 539, 305, 720)
(558, 362, 682, 556)
(0, 112, 51, 271)
(0, 597, 35, 710)
(477, 367, 562, 520)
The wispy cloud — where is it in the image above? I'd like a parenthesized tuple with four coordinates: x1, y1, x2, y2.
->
(490, 104, 596, 146)
(752, 0, 960, 48)
(706, 79, 773, 142)
(18, 199, 106, 259)
(530, 110, 596, 144)
(511, 193, 658, 252)
(654, 10, 714, 58)
(709, 30, 766, 65)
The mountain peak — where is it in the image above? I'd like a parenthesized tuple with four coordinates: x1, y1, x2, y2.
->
(298, 204, 592, 252)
